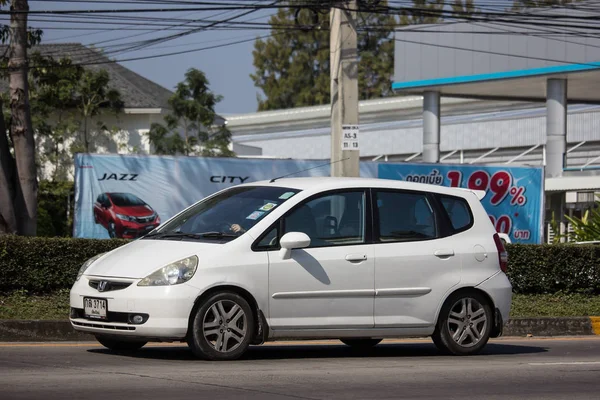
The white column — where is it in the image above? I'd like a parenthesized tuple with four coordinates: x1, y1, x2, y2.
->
(423, 91, 440, 163)
(546, 79, 567, 178)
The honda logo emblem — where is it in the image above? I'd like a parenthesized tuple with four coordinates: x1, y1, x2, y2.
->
(97, 281, 108, 292)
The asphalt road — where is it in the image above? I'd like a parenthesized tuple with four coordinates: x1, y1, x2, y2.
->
(1, 337, 600, 400)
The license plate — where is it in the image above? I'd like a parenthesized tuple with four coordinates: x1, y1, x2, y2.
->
(84, 297, 107, 319)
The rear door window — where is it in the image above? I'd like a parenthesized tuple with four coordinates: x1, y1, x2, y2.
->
(375, 191, 437, 242)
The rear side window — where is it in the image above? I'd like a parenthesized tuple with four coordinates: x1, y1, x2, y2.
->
(440, 195, 473, 232)
(375, 191, 437, 242)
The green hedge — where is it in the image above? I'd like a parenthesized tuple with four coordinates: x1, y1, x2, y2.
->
(506, 244, 600, 295)
(0, 236, 127, 293)
(0, 237, 599, 295)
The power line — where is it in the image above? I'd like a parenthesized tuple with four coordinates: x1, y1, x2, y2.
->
(5, 1, 600, 74)
(27, 1, 280, 63)
(1, 2, 304, 15)
(0, 33, 278, 72)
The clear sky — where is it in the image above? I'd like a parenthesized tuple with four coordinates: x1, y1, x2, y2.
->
(20, 1, 276, 115)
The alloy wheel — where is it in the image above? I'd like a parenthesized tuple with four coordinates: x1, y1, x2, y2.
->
(447, 297, 487, 348)
(202, 300, 247, 353)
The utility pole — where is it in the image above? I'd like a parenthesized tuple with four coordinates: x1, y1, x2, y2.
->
(330, 0, 360, 177)
(7, 0, 38, 235)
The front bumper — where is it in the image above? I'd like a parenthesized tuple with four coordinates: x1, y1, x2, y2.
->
(70, 276, 199, 340)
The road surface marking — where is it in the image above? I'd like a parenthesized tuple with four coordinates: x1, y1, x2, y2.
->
(529, 361, 600, 366)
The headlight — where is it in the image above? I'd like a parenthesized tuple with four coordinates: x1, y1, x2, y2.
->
(76, 253, 105, 281)
(137, 255, 198, 286)
(116, 213, 135, 222)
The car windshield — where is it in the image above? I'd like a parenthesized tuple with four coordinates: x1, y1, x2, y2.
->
(144, 186, 300, 242)
(110, 193, 146, 207)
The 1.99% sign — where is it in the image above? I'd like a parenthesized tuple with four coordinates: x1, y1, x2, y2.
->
(446, 170, 526, 206)
(446, 169, 529, 239)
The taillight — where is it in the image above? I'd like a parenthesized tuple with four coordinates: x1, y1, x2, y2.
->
(493, 233, 508, 273)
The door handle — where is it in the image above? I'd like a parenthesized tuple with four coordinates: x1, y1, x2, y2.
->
(434, 249, 455, 258)
(345, 254, 367, 262)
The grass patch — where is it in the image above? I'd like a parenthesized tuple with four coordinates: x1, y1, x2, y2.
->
(0, 291, 599, 320)
(0, 289, 70, 320)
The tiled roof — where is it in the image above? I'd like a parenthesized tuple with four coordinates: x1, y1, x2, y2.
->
(0, 43, 173, 109)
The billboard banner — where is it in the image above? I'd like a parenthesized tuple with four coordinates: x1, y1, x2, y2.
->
(378, 163, 544, 244)
(74, 154, 378, 239)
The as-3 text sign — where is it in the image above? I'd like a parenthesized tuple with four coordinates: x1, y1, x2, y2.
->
(342, 125, 359, 150)
(378, 163, 544, 244)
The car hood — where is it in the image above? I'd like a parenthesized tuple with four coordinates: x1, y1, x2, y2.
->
(113, 204, 155, 217)
(84, 239, 220, 279)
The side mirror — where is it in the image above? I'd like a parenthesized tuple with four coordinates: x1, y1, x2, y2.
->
(279, 232, 311, 260)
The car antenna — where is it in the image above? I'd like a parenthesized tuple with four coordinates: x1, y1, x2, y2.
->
(269, 158, 350, 183)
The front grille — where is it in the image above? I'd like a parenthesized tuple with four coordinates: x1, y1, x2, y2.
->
(134, 214, 155, 223)
(89, 280, 132, 292)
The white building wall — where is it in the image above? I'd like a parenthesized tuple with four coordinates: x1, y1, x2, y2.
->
(38, 110, 165, 180)
(233, 105, 600, 166)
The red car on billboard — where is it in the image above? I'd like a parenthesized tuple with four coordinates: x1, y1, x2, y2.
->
(93, 192, 160, 238)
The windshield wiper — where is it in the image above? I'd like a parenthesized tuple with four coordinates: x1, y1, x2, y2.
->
(143, 231, 238, 240)
(143, 231, 203, 240)
(197, 231, 239, 238)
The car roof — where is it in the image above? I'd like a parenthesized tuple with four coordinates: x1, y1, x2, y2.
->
(239, 177, 484, 199)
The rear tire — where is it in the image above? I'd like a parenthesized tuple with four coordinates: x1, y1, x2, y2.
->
(95, 336, 147, 352)
(340, 338, 382, 349)
(187, 292, 254, 361)
(432, 291, 492, 356)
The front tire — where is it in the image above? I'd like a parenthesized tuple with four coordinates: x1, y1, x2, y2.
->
(95, 336, 147, 352)
(188, 292, 254, 361)
(108, 221, 117, 238)
(340, 338, 382, 349)
(432, 291, 492, 356)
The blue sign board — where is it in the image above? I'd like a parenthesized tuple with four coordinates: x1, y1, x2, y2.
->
(74, 153, 544, 243)
(379, 163, 544, 244)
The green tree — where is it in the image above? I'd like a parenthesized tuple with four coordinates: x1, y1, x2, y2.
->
(74, 69, 124, 154)
(399, 0, 445, 25)
(0, 0, 43, 235)
(511, 0, 577, 11)
(565, 197, 600, 242)
(2, 55, 125, 181)
(147, 68, 233, 157)
(36, 180, 74, 237)
(251, 2, 397, 111)
(28, 55, 83, 181)
(451, 0, 476, 18)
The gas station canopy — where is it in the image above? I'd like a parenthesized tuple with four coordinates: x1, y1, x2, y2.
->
(392, 8, 600, 104)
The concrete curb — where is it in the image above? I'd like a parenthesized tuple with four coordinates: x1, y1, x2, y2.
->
(504, 317, 598, 337)
(1, 317, 599, 342)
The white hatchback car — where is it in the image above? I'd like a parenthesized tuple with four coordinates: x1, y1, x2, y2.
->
(70, 177, 512, 360)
